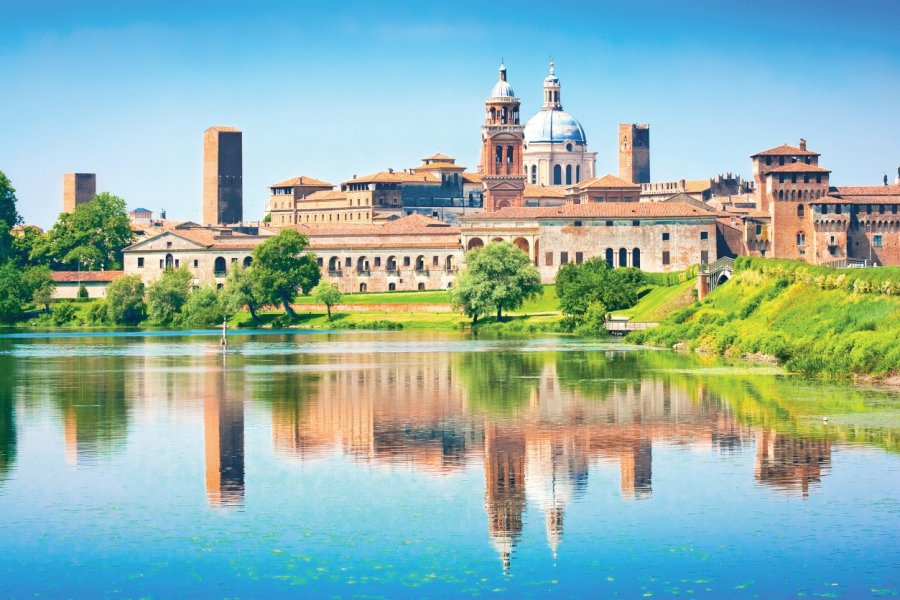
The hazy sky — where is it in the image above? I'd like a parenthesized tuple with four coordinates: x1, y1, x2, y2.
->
(3, 0, 899, 228)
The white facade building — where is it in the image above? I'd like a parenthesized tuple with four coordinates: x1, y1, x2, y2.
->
(522, 62, 596, 187)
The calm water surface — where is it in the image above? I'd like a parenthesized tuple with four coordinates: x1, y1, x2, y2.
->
(0, 330, 897, 598)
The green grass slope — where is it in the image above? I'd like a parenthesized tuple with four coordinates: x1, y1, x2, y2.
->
(629, 267, 900, 378)
(611, 279, 696, 322)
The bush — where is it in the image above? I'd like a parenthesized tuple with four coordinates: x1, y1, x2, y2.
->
(180, 287, 223, 328)
(104, 275, 146, 325)
(51, 302, 77, 326)
(77, 284, 89, 299)
(574, 302, 608, 337)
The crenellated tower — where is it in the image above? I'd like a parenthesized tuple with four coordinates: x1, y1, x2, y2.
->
(480, 62, 526, 211)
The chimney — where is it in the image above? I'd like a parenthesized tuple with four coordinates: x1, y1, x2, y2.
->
(388, 168, 394, 174)
(799, 138, 807, 151)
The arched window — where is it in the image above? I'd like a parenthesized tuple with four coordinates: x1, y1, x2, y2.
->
(214, 256, 226, 276)
(553, 165, 562, 185)
(632, 248, 641, 269)
(778, 190, 784, 200)
(415, 255, 426, 270)
(797, 204, 805, 217)
(618, 248, 628, 267)
(531, 164, 537, 184)
(495, 145, 502, 164)
(243, 256, 252, 268)
(506, 146, 514, 164)
(791, 190, 796, 200)
(165, 254, 174, 272)
(605, 248, 614, 268)
(796, 232, 806, 246)
(565, 165, 572, 185)
(359, 283, 367, 292)
(388, 282, 396, 291)
(467, 237, 484, 250)
(576, 165, 581, 183)
(417, 282, 426, 290)
(490, 107, 496, 122)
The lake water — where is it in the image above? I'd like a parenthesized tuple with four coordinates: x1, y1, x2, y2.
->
(0, 330, 897, 598)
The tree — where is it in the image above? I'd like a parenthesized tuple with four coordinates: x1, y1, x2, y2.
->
(312, 282, 343, 320)
(556, 258, 644, 319)
(104, 275, 146, 325)
(0, 263, 27, 323)
(11, 226, 47, 268)
(180, 286, 224, 328)
(146, 268, 192, 325)
(0, 172, 23, 264)
(24, 267, 54, 313)
(33, 192, 135, 271)
(251, 229, 320, 317)
(450, 242, 542, 322)
(221, 265, 262, 322)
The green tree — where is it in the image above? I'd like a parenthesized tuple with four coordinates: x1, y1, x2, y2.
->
(33, 192, 135, 270)
(11, 226, 47, 268)
(146, 268, 192, 325)
(180, 286, 224, 328)
(104, 275, 146, 325)
(77, 284, 89, 299)
(0, 172, 23, 264)
(221, 265, 263, 322)
(0, 263, 27, 323)
(252, 229, 320, 317)
(556, 258, 644, 318)
(312, 282, 343, 320)
(450, 242, 542, 322)
(24, 266, 54, 313)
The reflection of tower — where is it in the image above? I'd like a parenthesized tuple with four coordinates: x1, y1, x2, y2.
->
(525, 431, 589, 557)
(204, 364, 244, 507)
(483, 422, 527, 573)
(755, 430, 832, 498)
(0, 378, 15, 483)
(620, 439, 652, 500)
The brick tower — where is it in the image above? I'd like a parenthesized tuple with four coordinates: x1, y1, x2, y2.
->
(203, 126, 243, 226)
(62, 173, 96, 213)
(618, 124, 650, 184)
(480, 62, 525, 211)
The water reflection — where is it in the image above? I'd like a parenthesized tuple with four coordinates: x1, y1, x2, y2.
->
(203, 357, 245, 507)
(0, 332, 895, 582)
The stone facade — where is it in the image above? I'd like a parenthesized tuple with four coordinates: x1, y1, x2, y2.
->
(50, 271, 123, 299)
(202, 126, 243, 226)
(62, 173, 96, 213)
(568, 175, 641, 204)
(618, 124, 650, 184)
(267, 176, 335, 226)
(461, 203, 718, 283)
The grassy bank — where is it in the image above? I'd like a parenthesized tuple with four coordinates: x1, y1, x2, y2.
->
(611, 278, 696, 322)
(629, 259, 900, 379)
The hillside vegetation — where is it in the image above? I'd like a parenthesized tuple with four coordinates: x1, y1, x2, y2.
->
(629, 258, 900, 379)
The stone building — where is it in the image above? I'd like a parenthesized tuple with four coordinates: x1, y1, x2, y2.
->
(266, 176, 334, 226)
(524, 184, 566, 207)
(522, 63, 596, 187)
(568, 174, 642, 204)
(50, 270, 124, 299)
(302, 214, 463, 293)
(480, 62, 526, 211)
(618, 124, 650, 184)
(123, 223, 266, 287)
(460, 202, 718, 283)
(202, 126, 243, 226)
(62, 173, 96, 213)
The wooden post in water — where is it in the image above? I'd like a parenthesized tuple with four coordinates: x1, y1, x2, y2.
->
(221, 317, 228, 349)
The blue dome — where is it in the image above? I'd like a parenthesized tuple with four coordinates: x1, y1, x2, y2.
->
(490, 79, 515, 98)
(524, 109, 586, 144)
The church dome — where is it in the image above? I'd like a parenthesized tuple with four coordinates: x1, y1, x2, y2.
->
(491, 78, 515, 99)
(524, 109, 586, 144)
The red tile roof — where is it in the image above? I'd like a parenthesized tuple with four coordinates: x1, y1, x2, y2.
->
(462, 172, 483, 184)
(831, 185, 900, 196)
(463, 202, 717, 221)
(51, 270, 125, 283)
(414, 161, 466, 171)
(291, 213, 461, 237)
(269, 176, 334, 189)
(574, 174, 641, 190)
(343, 171, 439, 185)
(751, 144, 819, 157)
(422, 152, 454, 161)
(302, 190, 346, 201)
(524, 184, 566, 198)
(766, 163, 831, 174)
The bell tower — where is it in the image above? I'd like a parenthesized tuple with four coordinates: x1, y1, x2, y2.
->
(480, 62, 526, 212)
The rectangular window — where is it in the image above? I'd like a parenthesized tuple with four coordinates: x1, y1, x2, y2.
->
(231, 257, 238, 263)
(137, 257, 144, 268)
(346, 257, 352, 267)
(632, 220, 640, 227)
(545, 252, 553, 266)
(317, 258, 323, 267)
(166, 241, 173, 249)
(701, 250, 709, 264)
(159, 259, 163, 268)
(403, 257, 411, 267)
(662, 232, 670, 241)
(605, 220, 613, 227)
(175, 259, 179, 268)
(662, 251, 670, 266)
(432, 256, 439, 267)
(193, 259, 199, 268)
(374, 257, 381, 267)
(700, 231, 709, 240)
(573, 220, 582, 227)
(874, 235, 883, 248)
(755, 225, 762, 236)
(560, 251, 569, 265)
(575, 252, 584, 264)
(836, 204, 842, 215)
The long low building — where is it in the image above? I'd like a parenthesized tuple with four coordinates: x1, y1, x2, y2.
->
(460, 202, 718, 282)
(51, 270, 125, 299)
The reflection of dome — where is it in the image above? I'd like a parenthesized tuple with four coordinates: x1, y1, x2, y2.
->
(524, 109, 587, 144)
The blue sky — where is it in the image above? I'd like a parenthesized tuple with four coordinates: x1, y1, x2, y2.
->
(2, 0, 899, 228)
